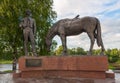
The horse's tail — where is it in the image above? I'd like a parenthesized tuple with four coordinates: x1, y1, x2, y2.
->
(95, 18, 102, 47)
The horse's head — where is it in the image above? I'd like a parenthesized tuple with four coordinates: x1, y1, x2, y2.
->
(45, 24, 57, 52)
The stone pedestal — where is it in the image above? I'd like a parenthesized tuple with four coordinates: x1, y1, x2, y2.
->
(13, 56, 115, 79)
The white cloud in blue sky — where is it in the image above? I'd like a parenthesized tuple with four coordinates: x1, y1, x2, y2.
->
(52, 0, 120, 50)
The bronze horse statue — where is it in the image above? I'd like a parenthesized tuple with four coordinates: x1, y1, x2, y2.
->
(45, 16, 105, 55)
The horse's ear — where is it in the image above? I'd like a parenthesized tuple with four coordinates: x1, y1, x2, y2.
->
(74, 15, 80, 19)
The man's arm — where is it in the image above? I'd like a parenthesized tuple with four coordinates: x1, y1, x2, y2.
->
(19, 18, 26, 29)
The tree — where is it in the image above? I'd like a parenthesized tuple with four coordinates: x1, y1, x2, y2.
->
(0, 0, 57, 60)
(68, 47, 87, 55)
(55, 45, 63, 55)
(55, 46, 87, 55)
(68, 48, 76, 55)
(76, 47, 87, 55)
(92, 49, 101, 55)
(49, 40, 57, 55)
(105, 48, 120, 63)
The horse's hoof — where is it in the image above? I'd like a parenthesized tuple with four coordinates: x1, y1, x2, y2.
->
(61, 52, 68, 56)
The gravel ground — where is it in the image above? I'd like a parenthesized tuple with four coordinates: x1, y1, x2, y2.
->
(0, 73, 119, 83)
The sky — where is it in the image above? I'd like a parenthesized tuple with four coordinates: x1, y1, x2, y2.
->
(52, 0, 120, 50)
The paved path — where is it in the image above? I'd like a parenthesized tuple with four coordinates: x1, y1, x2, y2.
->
(0, 73, 120, 83)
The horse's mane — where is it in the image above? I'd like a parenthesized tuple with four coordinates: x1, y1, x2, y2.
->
(49, 22, 58, 32)
(49, 18, 71, 31)
(46, 21, 59, 39)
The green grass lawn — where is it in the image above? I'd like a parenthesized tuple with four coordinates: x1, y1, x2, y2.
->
(0, 60, 12, 64)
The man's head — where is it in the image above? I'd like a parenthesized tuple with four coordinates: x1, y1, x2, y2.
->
(25, 9, 32, 16)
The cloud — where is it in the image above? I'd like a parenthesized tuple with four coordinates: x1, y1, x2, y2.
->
(53, 0, 120, 18)
(53, 0, 120, 50)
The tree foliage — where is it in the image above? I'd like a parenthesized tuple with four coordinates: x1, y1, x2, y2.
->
(68, 47, 87, 55)
(105, 48, 120, 63)
(50, 40, 57, 55)
(54, 46, 120, 63)
(0, 0, 57, 60)
(54, 46, 87, 55)
(55, 45, 63, 55)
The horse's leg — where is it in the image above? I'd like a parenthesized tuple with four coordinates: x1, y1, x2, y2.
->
(100, 40, 105, 55)
(60, 34, 67, 56)
(87, 32, 95, 55)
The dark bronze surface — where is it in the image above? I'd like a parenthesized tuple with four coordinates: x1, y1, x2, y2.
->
(19, 9, 37, 56)
(45, 16, 105, 55)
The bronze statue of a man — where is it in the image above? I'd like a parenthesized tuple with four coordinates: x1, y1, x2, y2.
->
(19, 9, 37, 56)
